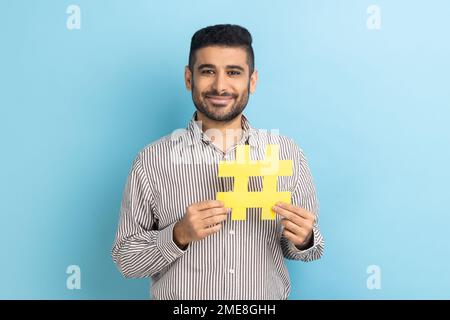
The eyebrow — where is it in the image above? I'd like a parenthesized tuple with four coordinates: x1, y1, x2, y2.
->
(197, 64, 245, 72)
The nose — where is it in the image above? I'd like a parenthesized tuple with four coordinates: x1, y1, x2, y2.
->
(212, 70, 228, 94)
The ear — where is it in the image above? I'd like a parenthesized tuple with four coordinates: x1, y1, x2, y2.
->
(249, 69, 258, 94)
(185, 65, 193, 91)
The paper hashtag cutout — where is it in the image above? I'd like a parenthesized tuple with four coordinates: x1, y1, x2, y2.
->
(216, 144, 293, 220)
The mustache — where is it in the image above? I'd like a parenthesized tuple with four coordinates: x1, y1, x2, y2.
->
(203, 90, 238, 98)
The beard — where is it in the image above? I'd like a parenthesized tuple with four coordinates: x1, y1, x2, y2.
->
(191, 80, 250, 122)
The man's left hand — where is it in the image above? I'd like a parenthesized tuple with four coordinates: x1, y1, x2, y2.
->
(272, 202, 315, 249)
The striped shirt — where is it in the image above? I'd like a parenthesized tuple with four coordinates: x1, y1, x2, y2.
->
(111, 111, 324, 300)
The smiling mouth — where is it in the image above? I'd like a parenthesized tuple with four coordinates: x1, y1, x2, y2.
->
(205, 95, 234, 106)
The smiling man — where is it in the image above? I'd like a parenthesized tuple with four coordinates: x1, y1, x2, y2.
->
(112, 24, 324, 300)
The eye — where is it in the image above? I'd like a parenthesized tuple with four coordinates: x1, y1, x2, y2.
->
(228, 70, 241, 76)
(201, 69, 215, 75)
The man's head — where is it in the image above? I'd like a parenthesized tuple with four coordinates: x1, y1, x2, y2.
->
(185, 24, 258, 122)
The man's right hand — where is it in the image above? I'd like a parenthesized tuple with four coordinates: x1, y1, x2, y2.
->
(173, 200, 230, 249)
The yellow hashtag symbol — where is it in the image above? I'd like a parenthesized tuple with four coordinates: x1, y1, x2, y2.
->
(216, 144, 293, 221)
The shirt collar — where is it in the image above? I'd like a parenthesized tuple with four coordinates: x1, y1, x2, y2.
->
(184, 111, 256, 148)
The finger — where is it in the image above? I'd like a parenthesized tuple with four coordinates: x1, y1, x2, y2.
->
(275, 202, 315, 220)
(282, 214, 314, 230)
(203, 223, 222, 236)
(274, 204, 316, 226)
(281, 219, 307, 237)
(202, 214, 228, 228)
(272, 205, 304, 226)
(283, 228, 299, 245)
(195, 200, 225, 211)
(201, 207, 231, 219)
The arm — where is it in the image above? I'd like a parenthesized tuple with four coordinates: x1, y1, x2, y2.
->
(111, 154, 187, 278)
(279, 145, 324, 262)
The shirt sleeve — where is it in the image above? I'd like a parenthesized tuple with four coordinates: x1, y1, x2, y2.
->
(280, 144, 325, 261)
(111, 153, 188, 278)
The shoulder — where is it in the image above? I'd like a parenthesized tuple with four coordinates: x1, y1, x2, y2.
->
(251, 128, 305, 159)
(136, 129, 188, 161)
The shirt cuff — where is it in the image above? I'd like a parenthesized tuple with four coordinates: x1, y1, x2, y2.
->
(156, 221, 188, 263)
(288, 227, 318, 255)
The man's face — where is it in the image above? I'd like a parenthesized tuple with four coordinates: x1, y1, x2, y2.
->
(185, 46, 258, 122)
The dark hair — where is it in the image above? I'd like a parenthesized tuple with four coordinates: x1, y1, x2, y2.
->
(188, 24, 255, 75)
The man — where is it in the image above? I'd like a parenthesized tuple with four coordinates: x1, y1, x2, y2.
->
(112, 24, 324, 300)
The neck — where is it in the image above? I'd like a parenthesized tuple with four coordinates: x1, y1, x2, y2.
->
(196, 111, 244, 152)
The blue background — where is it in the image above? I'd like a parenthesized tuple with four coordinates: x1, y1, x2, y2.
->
(1, 0, 449, 299)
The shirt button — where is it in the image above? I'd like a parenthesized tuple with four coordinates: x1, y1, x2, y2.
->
(229, 269, 235, 274)
(229, 230, 235, 235)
